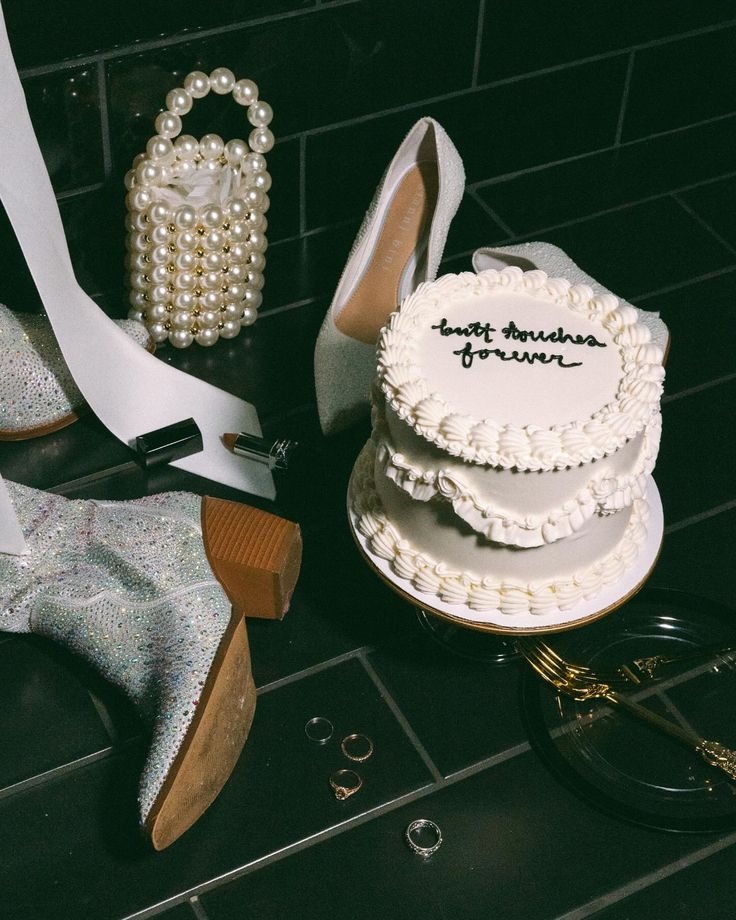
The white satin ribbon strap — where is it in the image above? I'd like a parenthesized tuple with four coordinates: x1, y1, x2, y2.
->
(0, 474, 27, 554)
(0, 3, 274, 499)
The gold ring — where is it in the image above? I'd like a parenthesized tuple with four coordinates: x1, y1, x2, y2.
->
(405, 819, 442, 857)
(340, 732, 374, 762)
(329, 768, 363, 801)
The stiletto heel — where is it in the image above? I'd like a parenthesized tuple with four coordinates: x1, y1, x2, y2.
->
(314, 117, 465, 435)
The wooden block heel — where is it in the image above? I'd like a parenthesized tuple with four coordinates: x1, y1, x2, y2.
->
(201, 496, 302, 620)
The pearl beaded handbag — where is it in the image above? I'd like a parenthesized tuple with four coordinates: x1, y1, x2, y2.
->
(125, 67, 273, 348)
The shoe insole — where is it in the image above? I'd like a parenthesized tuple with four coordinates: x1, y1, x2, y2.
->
(335, 162, 439, 345)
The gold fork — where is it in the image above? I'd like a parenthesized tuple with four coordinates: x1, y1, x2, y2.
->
(517, 637, 736, 781)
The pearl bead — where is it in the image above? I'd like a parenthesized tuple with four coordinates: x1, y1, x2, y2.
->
(210, 66, 235, 94)
(129, 291, 147, 309)
(240, 306, 258, 326)
(174, 159, 196, 181)
(147, 303, 168, 322)
(124, 169, 137, 190)
(132, 153, 146, 168)
(146, 135, 175, 161)
(226, 198, 247, 220)
(173, 271, 196, 291)
(229, 242, 248, 263)
(201, 271, 222, 290)
(249, 127, 274, 153)
(196, 327, 220, 346)
(202, 204, 224, 228)
(227, 282, 246, 300)
(199, 310, 220, 329)
(128, 309, 144, 323)
(228, 222, 248, 243)
(149, 322, 169, 343)
(202, 290, 223, 310)
(220, 319, 241, 339)
(248, 251, 266, 272)
(200, 158, 221, 175)
(244, 187, 265, 210)
(227, 264, 247, 282)
(166, 87, 193, 116)
(131, 233, 149, 253)
(148, 202, 170, 224)
(246, 209, 266, 229)
(150, 223, 171, 245)
(150, 284, 170, 303)
(174, 205, 197, 230)
(174, 134, 199, 159)
(203, 229, 225, 250)
(130, 252, 148, 272)
(184, 71, 210, 98)
(224, 139, 248, 164)
(244, 152, 267, 173)
(156, 110, 182, 139)
(232, 78, 258, 106)
(128, 187, 153, 211)
(171, 310, 194, 330)
(243, 288, 263, 309)
(150, 244, 170, 265)
(248, 229, 267, 252)
(136, 161, 161, 187)
(132, 212, 148, 231)
(174, 291, 196, 311)
(169, 329, 194, 348)
(158, 164, 174, 184)
(261, 193, 271, 213)
(203, 250, 224, 271)
(247, 101, 273, 127)
(175, 251, 196, 271)
(200, 133, 225, 160)
(223, 302, 242, 320)
(252, 170, 272, 192)
(245, 270, 265, 290)
(176, 230, 197, 250)
(150, 264, 169, 284)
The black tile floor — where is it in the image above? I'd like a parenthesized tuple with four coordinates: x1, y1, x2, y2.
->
(2, 160, 736, 919)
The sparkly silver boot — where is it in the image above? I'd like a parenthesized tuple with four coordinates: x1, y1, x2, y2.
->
(0, 303, 152, 440)
(0, 480, 302, 849)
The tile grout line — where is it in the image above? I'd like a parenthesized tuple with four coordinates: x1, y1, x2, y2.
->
(466, 187, 517, 239)
(356, 651, 444, 783)
(663, 372, 736, 404)
(614, 49, 635, 146)
(189, 896, 211, 920)
(0, 745, 118, 801)
(664, 499, 736, 536)
(552, 830, 736, 920)
(298, 133, 307, 236)
(255, 646, 376, 696)
(470, 0, 486, 88)
(631, 263, 736, 301)
(671, 191, 736, 257)
(96, 59, 113, 177)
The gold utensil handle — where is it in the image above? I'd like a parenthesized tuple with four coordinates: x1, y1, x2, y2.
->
(607, 691, 736, 782)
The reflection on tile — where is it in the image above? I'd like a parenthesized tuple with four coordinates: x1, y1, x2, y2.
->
(478, 1, 736, 83)
(0, 637, 111, 790)
(634, 270, 736, 395)
(679, 175, 736, 251)
(624, 26, 736, 141)
(306, 56, 628, 228)
(23, 67, 104, 193)
(478, 116, 736, 237)
(0, 660, 432, 920)
(200, 751, 711, 920)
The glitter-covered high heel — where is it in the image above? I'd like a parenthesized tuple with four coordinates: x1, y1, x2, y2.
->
(0, 479, 301, 849)
(314, 117, 465, 435)
(0, 303, 153, 441)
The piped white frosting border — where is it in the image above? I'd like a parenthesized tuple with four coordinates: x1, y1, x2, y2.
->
(351, 440, 649, 616)
(374, 408, 661, 548)
(378, 268, 665, 472)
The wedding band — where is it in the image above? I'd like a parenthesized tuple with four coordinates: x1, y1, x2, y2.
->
(340, 733, 374, 762)
(329, 768, 363, 801)
(304, 716, 333, 744)
(405, 819, 442, 857)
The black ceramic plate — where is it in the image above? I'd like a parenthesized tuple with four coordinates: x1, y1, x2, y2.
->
(522, 588, 736, 833)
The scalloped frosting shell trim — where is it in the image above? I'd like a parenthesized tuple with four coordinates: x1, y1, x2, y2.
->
(351, 440, 649, 616)
(373, 410, 661, 548)
(377, 268, 665, 471)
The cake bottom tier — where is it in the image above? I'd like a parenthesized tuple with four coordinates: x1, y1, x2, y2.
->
(351, 440, 649, 617)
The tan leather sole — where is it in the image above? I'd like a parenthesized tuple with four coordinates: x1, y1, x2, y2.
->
(145, 614, 256, 851)
(335, 162, 439, 345)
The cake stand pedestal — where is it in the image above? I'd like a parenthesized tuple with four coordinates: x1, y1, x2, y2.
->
(347, 470, 664, 660)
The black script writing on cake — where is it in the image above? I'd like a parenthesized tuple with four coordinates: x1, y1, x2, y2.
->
(431, 317, 496, 343)
(501, 320, 607, 348)
(452, 342, 583, 370)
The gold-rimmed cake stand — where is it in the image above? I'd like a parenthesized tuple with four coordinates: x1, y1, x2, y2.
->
(347, 464, 664, 660)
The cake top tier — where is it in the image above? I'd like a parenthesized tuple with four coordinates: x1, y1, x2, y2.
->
(377, 268, 665, 471)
